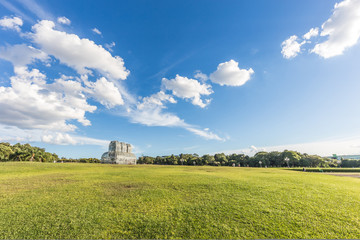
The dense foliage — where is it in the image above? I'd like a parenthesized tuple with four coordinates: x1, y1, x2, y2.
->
(138, 150, 340, 168)
(0, 142, 100, 163)
(339, 159, 360, 168)
(0, 142, 59, 162)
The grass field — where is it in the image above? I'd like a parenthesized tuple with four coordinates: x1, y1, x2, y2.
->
(1, 163, 360, 239)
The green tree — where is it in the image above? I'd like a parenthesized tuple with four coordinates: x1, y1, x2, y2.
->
(0, 143, 13, 161)
(214, 153, 228, 166)
(201, 154, 215, 165)
(282, 150, 301, 167)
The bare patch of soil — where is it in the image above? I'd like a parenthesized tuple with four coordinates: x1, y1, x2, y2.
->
(325, 173, 360, 178)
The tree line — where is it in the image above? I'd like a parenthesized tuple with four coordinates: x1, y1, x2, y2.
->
(138, 150, 341, 168)
(2, 142, 360, 168)
(0, 142, 99, 163)
(340, 159, 360, 168)
(0, 142, 59, 162)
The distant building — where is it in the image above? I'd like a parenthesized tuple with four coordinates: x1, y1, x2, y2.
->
(101, 141, 136, 164)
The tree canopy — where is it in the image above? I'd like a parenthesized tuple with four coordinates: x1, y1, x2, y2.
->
(138, 150, 340, 168)
(0, 142, 58, 162)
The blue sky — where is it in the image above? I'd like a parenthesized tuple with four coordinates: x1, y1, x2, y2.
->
(1, 0, 360, 158)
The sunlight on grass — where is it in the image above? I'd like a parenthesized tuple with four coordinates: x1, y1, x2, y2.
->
(0, 163, 359, 239)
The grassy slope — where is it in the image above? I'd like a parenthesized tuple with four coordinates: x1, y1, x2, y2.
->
(0, 162, 359, 239)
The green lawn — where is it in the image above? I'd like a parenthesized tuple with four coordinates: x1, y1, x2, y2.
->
(0, 162, 359, 239)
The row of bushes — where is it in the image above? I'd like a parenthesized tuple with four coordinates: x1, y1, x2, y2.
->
(58, 158, 101, 163)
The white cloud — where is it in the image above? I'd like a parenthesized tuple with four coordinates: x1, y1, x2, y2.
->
(312, 0, 360, 58)
(105, 42, 115, 52)
(0, 16, 22, 32)
(185, 127, 224, 141)
(0, 67, 96, 131)
(0, 20, 134, 143)
(137, 91, 176, 110)
(0, 124, 108, 146)
(73, 135, 109, 146)
(281, 35, 305, 59)
(0, 44, 48, 66)
(194, 70, 209, 82)
(84, 77, 124, 108)
(0, 124, 43, 142)
(41, 132, 108, 146)
(283, 0, 360, 59)
(124, 91, 224, 140)
(130, 105, 185, 127)
(129, 106, 223, 140)
(129, 91, 181, 127)
(162, 75, 213, 108)
(303, 27, 319, 40)
(0, 17, 226, 144)
(31, 20, 129, 80)
(209, 59, 254, 86)
(57, 16, 71, 25)
(42, 133, 77, 145)
(92, 28, 101, 35)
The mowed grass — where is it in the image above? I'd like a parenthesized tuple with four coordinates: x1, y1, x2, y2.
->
(0, 163, 360, 239)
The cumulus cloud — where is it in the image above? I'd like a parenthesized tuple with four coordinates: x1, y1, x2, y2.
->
(41, 132, 109, 146)
(0, 124, 43, 142)
(92, 28, 101, 35)
(57, 16, 70, 25)
(0, 67, 96, 131)
(42, 133, 77, 145)
(31, 20, 129, 80)
(312, 0, 360, 58)
(130, 107, 185, 127)
(137, 91, 176, 110)
(303, 27, 319, 40)
(0, 17, 227, 143)
(127, 59, 256, 140)
(283, 0, 360, 59)
(0, 44, 48, 66)
(209, 60, 254, 86)
(129, 91, 181, 127)
(84, 77, 124, 108)
(162, 75, 213, 108)
(0, 16, 23, 32)
(281, 35, 305, 59)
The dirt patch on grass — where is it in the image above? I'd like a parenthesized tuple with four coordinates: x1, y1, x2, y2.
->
(325, 173, 360, 178)
(100, 182, 149, 196)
